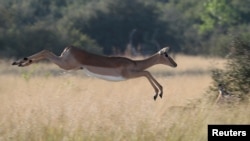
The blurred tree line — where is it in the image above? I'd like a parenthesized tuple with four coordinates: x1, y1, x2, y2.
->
(0, 0, 250, 57)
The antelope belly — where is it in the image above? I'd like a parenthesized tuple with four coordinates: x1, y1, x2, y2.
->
(82, 68, 126, 81)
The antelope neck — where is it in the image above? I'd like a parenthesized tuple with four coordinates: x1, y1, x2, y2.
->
(134, 54, 159, 71)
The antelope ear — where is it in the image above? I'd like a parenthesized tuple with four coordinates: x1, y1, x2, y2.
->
(159, 47, 170, 54)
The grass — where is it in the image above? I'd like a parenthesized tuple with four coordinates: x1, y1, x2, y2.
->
(0, 55, 249, 141)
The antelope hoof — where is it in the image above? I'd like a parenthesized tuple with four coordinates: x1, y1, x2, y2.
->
(12, 62, 18, 65)
(153, 94, 158, 101)
(159, 93, 163, 98)
(12, 58, 32, 67)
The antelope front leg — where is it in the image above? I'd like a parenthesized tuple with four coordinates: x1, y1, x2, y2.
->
(139, 71, 163, 101)
(153, 83, 163, 100)
(148, 73, 163, 100)
(158, 85, 163, 99)
(126, 71, 163, 100)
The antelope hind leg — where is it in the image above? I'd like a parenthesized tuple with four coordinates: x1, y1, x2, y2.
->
(12, 57, 33, 67)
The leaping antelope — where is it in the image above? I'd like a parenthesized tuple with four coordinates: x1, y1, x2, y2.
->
(12, 46, 177, 100)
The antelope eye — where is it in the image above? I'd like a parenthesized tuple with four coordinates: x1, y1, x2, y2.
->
(164, 53, 168, 57)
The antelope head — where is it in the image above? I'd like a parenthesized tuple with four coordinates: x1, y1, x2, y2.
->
(158, 47, 177, 68)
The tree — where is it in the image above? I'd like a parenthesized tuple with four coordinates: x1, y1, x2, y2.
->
(199, 0, 238, 33)
(1, 0, 250, 57)
(72, 0, 169, 54)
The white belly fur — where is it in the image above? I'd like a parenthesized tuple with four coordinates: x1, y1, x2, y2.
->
(82, 68, 126, 81)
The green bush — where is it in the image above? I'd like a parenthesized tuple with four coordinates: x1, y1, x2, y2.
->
(209, 37, 250, 103)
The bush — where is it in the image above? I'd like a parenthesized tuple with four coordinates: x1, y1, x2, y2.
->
(209, 37, 250, 103)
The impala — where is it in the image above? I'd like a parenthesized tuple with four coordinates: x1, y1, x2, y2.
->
(12, 46, 177, 100)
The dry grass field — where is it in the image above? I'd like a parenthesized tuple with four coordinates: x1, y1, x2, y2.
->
(0, 55, 249, 141)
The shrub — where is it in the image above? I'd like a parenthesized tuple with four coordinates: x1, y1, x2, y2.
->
(209, 37, 250, 103)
